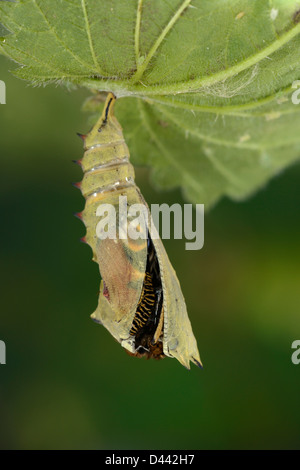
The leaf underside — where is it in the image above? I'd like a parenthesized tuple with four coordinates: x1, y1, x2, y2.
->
(1, 0, 300, 207)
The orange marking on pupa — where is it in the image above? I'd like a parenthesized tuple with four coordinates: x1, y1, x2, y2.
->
(77, 133, 87, 141)
(74, 211, 83, 220)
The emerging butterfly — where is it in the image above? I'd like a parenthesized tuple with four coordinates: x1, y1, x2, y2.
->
(75, 93, 202, 369)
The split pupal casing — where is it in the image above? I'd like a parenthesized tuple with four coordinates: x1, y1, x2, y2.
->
(77, 93, 202, 370)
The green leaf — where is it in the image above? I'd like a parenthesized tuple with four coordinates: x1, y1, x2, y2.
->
(0, 0, 13, 40)
(1, 0, 300, 207)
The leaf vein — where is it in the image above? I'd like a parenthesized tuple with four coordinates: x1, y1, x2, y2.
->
(81, 0, 103, 75)
(156, 104, 261, 150)
(33, 0, 96, 73)
(143, 84, 297, 116)
(135, 0, 143, 67)
(126, 22, 300, 95)
(131, 0, 192, 83)
(137, 99, 203, 196)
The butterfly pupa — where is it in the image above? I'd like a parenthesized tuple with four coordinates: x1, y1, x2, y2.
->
(76, 93, 202, 370)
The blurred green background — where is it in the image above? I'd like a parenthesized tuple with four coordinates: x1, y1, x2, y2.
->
(0, 54, 300, 450)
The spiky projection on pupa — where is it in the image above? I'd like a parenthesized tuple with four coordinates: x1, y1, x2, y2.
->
(74, 93, 202, 370)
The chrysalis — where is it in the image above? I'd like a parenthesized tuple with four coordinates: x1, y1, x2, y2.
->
(75, 93, 202, 369)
